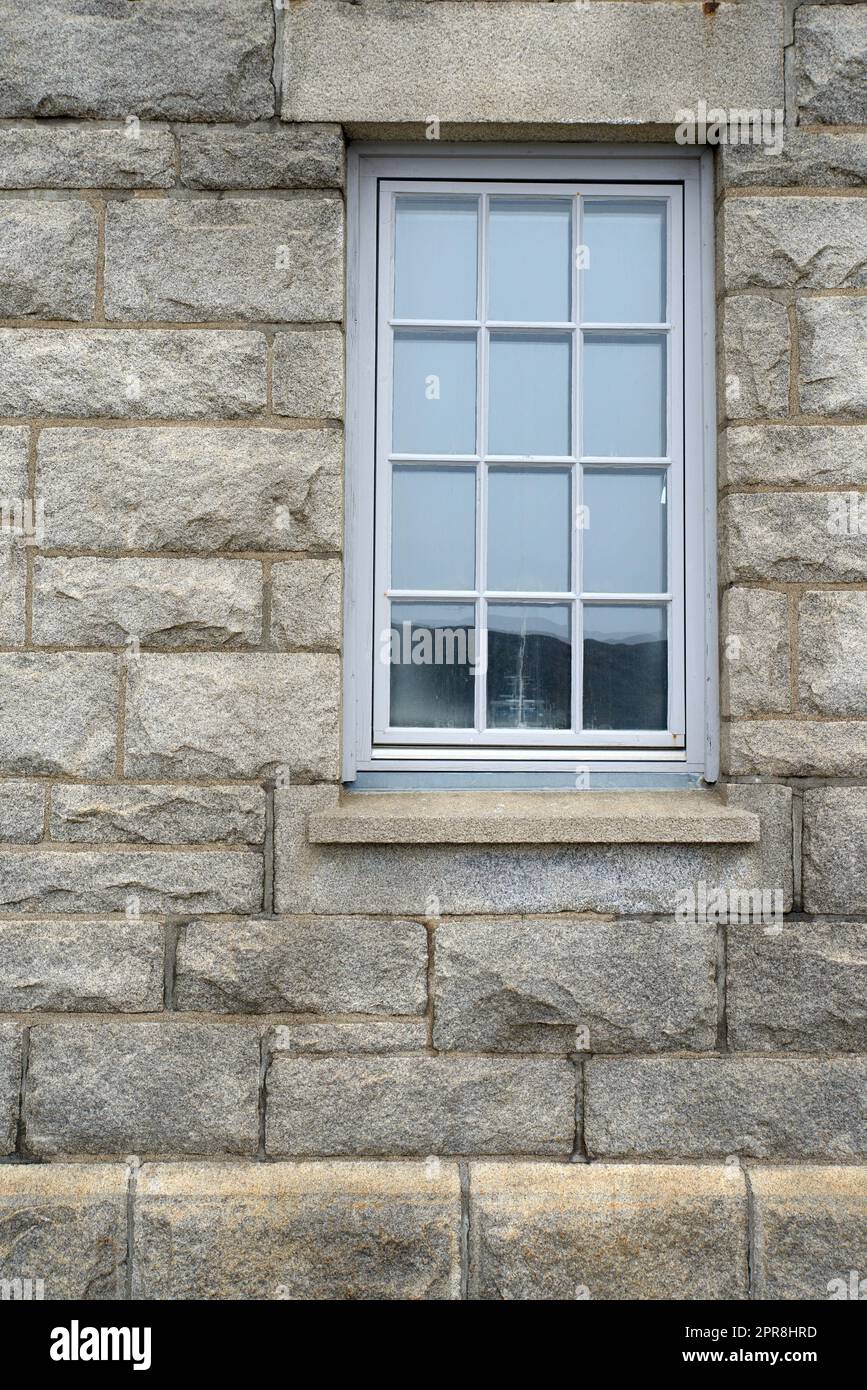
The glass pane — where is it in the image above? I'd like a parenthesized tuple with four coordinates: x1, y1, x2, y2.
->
(488, 198, 572, 322)
(394, 197, 478, 321)
(392, 465, 476, 590)
(582, 469, 667, 593)
(488, 333, 571, 457)
(582, 333, 666, 457)
(582, 605, 667, 730)
(389, 603, 477, 728)
(582, 200, 666, 324)
(487, 604, 571, 730)
(393, 331, 476, 455)
(487, 467, 571, 592)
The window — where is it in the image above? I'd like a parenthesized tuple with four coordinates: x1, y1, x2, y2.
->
(345, 147, 716, 779)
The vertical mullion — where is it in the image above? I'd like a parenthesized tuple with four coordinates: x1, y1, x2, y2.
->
(475, 193, 489, 736)
(573, 191, 583, 738)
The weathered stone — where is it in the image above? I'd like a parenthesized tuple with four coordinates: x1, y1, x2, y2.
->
(0, 919, 164, 1012)
(720, 131, 867, 189)
(124, 653, 339, 781)
(798, 590, 867, 715)
(0, 199, 97, 319)
(432, 917, 717, 1054)
(0, 426, 28, 644)
(722, 424, 867, 488)
(724, 720, 867, 777)
(723, 297, 789, 419)
(722, 783, 794, 910)
(720, 587, 791, 717)
(722, 492, 867, 583)
(133, 1161, 460, 1300)
(179, 124, 344, 190)
(0, 125, 176, 189)
(175, 917, 427, 1015)
(798, 298, 867, 415)
(270, 559, 342, 652)
(469, 1163, 748, 1301)
(585, 1057, 866, 1159)
(105, 196, 344, 323)
(0, 780, 43, 843)
(33, 557, 263, 650)
(273, 329, 343, 418)
(267, 1055, 576, 1157)
(0, 1022, 21, 1154)
(37, 426, 341, 552)
(752, 1166, 867, 1301)
(796, 4, 867, 125)
(0, 0, 274, 120)
(724, 197, 867, 290)
(0, 850, 262, 915)
(270, 1020, 429, 1054)
(0, 653, 117, 776)
(0, 425, 28, 493)
(50, 783, 266, 846)
(0, 1163, 128, 1300)
(0, 329, 266, 418)
(728, 921, 867, 1053)
(803, 787, 867, 914)
(26, 1023, 260, 1157)
(0, 537, 26, 644)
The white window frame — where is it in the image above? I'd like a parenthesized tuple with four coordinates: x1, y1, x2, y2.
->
(344, 144, 718, 780)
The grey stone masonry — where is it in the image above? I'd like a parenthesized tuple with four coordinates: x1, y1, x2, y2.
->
(0, 849, 263, 915)
(803, 787, 867, 915)
(270, 560, 342, 652)
(0, 1164, 128, 1300)
(719, 131, 867, 189)
(0, 200, 97, 319)
(722, 492, 867, 583)
(798, 590, 867, 715)
(722, 425, 867, 488)
(724, 721, 867, 778)
(724, 198, 867, 291)
(0, 781, 44, 843)
(0, 653, 117, 776)
(720, 587, 791, 717)
(722, 298, 789, 419)
(270, 1020, 428, 1055)
(49, 784, 266, 846)
(273, 329, 344, 419)
(0, 1021, 21, 1154)
(178, 124, 344, 190)
(0, 125, 176, 189)
(798, 298, 867, 416)
(795, 4, 867, 124)
(0, 919, 165, 1013)
(751, 1167, 867, 1302)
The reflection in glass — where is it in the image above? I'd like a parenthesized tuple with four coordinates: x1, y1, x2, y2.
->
(487, 604, 571, 729)
(583, 333, 666, 458)
(392, 465, 476, 590)
(488, 198, 572, 322)
(487, 467, 571, 592)
(582, 605, 667, 730)
(389, 603, 476, 728)
(488, 333, 571, 456)
(582, 200, 666, 324)
(582, 469, 667, 593)
(394, 197, 478, 321)
(392, 331, 476, 455)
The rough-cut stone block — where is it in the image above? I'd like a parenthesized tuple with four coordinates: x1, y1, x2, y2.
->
(0, 781, 43, 843)
(179, 124, 344, 190)
(0, 850, 262, 915)
(270, 1020, 428, 1054)
(752, 1167, 867, 1301)
(50, 783, 266, 846)
(803, 787, 867, 914)
(728, 921, 867, 1054)
(723, 492, 867, 583)
(26, 1023, 260, 1157)
(0, 536, 25, 644)
(798, 298, 867, 416)
(796, 5, 867, 124)
(273, 329, 343, 418)
(720, 587, 791, 717)
(0, 200, 97, 319)
(0, 329, 266, 419)
(722, 424, 867, 488)
(0, 1022, 21, 1154)
(724, 197, 867, 290)
(433, 917, 717, 1054)
(720, 131, 867, 189)
(134, 1161, 460, 1300)
(0, 1164, 128, 1300)
(0, 0, 274, 120)
(267, 1055, 576, 1157)
(724, 721, 867, 777)
(585, 1058, 866, 1159)
(175, 917, 427, 1015)
(0, 919, 164, 1012)
(33, 557, 263, 650)
(469, 1163, 748, 1301)
(124, 653, 339, 781)
(38, 426, 342, 552)
(798, 590, 867, 715)
(105, 196, 344, 323)
(0, 125, 176, 189)
(723, 297, 789, 419)
(0, 653, 117, 776)
(0, 426, 28, 644)
(270, 559, 342, 652)
(722, 782, 794, 910)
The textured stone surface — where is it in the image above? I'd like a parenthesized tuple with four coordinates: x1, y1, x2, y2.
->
(33, 557, 263, 650)
(469, 1164, 748, 1301)
(0, 1022, 21, 1154)
(270, 1020, 428, 1055)
(0, 426, 28, 644)
(105, 196, 344, 322)
(0, 0, 275, 120)
(0, 537, 25, 644)
(134, 1161, 460, 1300)
(723, 297, 789, 419)
(50, 783, 266, 846)
(0, 125, 175, 189)
(0, 850, 262, 915)
(432, 917, 717, 1054)
(724, 197, 867, 290)
(720, 587, 791, 717)
(273, 329, 343, 418)
(267, 1055, 576, 1157)
(585, 1058, 866, 1159)
(124, 654, 339, 780)
(795, 4, 867, 124)
(0, 1164, 128, 1300)
(803, 787, 867, 914)
(0, 199, 97, 319)
(798, 590, 867, 715)
(0, 653, 117, 776)
(37, 426, 341, 552)
(720, 130, 867, 188)
(752, 1167, 867, 1301)
(26, 1023, 260, 1156)
(179, 124, 344, 190)
(723, 492, 867, 583)
(0, 780, 43, 843)
(270, 559, 342, 652)
(798, 298, 867, 416)
(722, 782, 794, 911)
(175, 917, 427, 1015)
(724, 721, 867, 777)
(0, 919, 164, 1012)
(0, 330, 266, 418)
(722, 424, 867, 488)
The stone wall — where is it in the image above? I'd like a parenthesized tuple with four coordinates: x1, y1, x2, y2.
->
(0, 0, 864, 1301)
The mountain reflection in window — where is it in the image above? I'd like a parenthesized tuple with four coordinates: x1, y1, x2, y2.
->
(389, 604, 476, 728)
(487, 604, 571, 730)
(583, 605, 668, 730)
